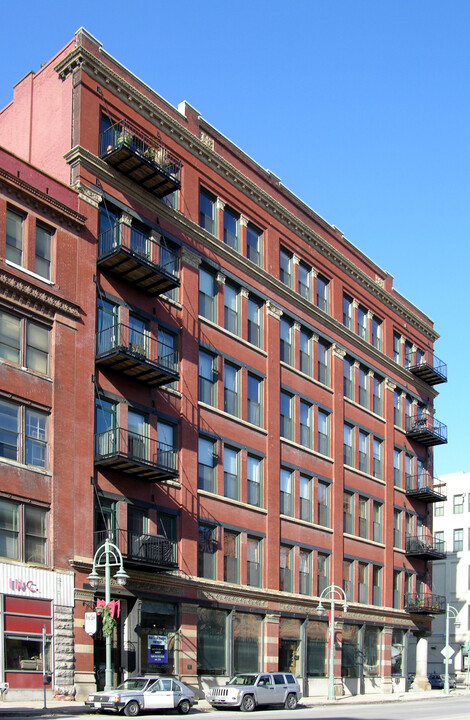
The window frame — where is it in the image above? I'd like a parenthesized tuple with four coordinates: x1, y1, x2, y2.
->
(199, 188, 216, 234)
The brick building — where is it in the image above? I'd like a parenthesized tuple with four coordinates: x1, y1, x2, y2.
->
(0, 28, 448, 700)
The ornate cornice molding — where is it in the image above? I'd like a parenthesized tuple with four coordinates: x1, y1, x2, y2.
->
(0, 272, 81, 319)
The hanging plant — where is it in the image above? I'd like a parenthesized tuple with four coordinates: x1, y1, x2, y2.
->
(97, 604, 116, 638)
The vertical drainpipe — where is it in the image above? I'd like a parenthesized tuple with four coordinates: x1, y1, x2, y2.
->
(227, 610, 234, 677)
(301, 617, 308, 697)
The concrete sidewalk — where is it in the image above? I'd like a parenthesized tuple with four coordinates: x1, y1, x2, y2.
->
(0, 688, 469, 716)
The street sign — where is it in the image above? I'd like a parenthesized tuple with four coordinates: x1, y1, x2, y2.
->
(441, 644, 455, 659)
(85, 612, 97, 635)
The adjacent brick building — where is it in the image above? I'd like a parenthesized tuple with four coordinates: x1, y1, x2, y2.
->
(0, 28, 448, 700)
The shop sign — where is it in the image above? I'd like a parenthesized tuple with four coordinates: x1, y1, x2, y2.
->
(85, 612, 97, 635)
(148, 634, 168, 664)
(8, 578, 39, 594)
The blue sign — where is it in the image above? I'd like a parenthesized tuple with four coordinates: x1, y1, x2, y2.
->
(147, 634, 168, 664)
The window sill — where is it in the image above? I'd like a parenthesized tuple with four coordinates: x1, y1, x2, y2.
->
(343, 464, 386, 485)
(6, 259, 54, 285)
(0, 457, 51, 476)
(0, 359, 52, 383)
(281, 438, 334, 463)
(280, 362, 334, 394)
(344, 397, 385, 423)
(280, 514, 333, 533)
(198, 402, 268, 434)
(197, 489, 267, 514)
(199, 316, 268, 356)
(343, 532, 385, 548)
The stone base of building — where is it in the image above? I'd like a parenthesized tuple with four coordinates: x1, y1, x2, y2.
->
(74, 671, 97, 702)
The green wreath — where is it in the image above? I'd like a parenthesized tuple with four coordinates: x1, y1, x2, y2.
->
(97, 605, 116, 638)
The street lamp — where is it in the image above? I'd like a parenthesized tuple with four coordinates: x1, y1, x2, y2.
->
(87, 538, 129, 691)
(316, 584, 348, 701)
(444, 603, 459, 695)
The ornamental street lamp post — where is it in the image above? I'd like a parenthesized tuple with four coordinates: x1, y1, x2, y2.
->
(87, 538, 129, 692)
(316, 584, 348, 701)
(444, 603, 459, 695)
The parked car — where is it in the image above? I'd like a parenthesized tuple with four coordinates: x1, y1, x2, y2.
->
(205, 672, 301, 712)
(428, 673, 444, 689)
(85, 677, 196, 715)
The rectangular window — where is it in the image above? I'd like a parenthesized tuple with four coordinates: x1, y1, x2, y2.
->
(300, 400, 312, 448)
(197, 607, 227, 675)
(223, 530, 239, 583)
(0, 311, 49, 374)
(224, 445, 239, 500)
(358, 365, 368, 407)
(343, 294, 353, 330)
(317, 552, 329, 596)
(372, 375, 382, 415)
(6, 209, 23, 266)
(393, 332, 401, 363)
(198, 525, 216, 579)
(454, 494, 464, 514)
(343, 356, 354, 399)
(224, 362, 239, 416)
(358, 562, 368, 603)
(199, 188, 216, 234)
(454, 528, 463, 552)
(0, 399, 47, 468)
(198, 437, 216, 493)
(373, 501, 382, 542)
(246, 223, 261, 266)
(280, 317, 293, 365)
(299, 328, 311, 375)
(299, 474, 311, 522)
(371, 316, 382, 350)
(364, 626, 380, 677)
(35, 224, 52, 280)
(224, 283, 239, 335)
(316, 273, 329, 312)
(394, 390, 401, 426)
(247, 455, 262, 507)
(343, 423, 354, 466)
(404, 340, 413, 368)
(199, 350, 217, 406)
(317, 410, 329, 456)
(317, 340, 329, 385)
(247, 296, 262, 347)
(280, 247, 293, 287)
(373, 437, 383, 479)
(223, 207, 239, 250)
(405, 454, 413, 491)
(280, 545, 292, 591)
(247, 373, 262, 426)
(394, 449, 402, 487)
(343, 492, 353, 534)
(280, 468, 293, 516)
(299, 550, 311, 595)
(434, 502, 444, 517)
(359, 497, 368, 539)
(317, 481, 329, 527)
(0, 499, 48, 564)
(298, 261, 311, 300)
(199, 267, 216, 321)
(280, 391, 293, 440)
(343, 560, 353, 601)
(247, 537, 261, 587)
(357, 305, 367, 340)
(393, 571, 401, 609)
(358, 430, 369, 473)
(394, 510, 402, 548)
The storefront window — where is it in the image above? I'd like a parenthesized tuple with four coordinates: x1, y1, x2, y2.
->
(306, 620, 327, 676)
(279, 617, 301, 675)
(197, 607, 227, 675)
(363, 626, 381, 677)
(233, 613, 262, 673)
(341, 624, 360, 678)
(140, 600, 177, 675)
(391, 629, 405, 676)
(5, 636, 51, 671)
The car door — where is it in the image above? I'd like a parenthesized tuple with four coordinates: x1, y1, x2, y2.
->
(255, 674, 276, 705)
(148, 678, 175, 709)
(272, 673, 288, 703)
(142, 680, 163, 710)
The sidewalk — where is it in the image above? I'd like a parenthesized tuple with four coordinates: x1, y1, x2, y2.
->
(0, 689, 469, 716)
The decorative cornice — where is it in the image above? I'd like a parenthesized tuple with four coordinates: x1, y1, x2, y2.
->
(332, 343, 346, 359)
(216, 272, 226, 285)
(75, 181, 101, 209)
(0, 272, 81, 319)
(266, 300, 283, 319)
(181, 246, 201, 269)
(386, 378, 397, 391)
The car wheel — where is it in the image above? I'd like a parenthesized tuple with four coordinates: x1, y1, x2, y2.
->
(284, 693, 297, 710)
(123, 701, 140, 717)
(177, 699, 190, 715)
(241, 694, 255, 712)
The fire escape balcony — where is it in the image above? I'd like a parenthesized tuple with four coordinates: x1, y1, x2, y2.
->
(406, 351, 447, 386)
(405, 414, 447, 446)
(97, 223, 180, 296)
(94, 530, 178, 571)
(404, 592, 446, 614)
(94, 428, 178, 481)
(95, 324, 179, 388)
(405, 472, 447, 503)
(99, 119, 181, 198)
(405, 535, 446, 560)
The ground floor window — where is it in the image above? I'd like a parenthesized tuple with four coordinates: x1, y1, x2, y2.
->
(342, 624, 360, 678)
(233, 612, 262, 673)
(306, 620, 327, 676)
(5, 636, 50, 671)
(140, 600, 177, 675)
(197, 607, 227, 675)
(279, 617, 301, 675)
(363, 626, 381, 677)
(391, 629, 405, 676)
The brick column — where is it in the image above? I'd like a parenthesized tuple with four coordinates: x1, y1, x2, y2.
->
(178, 603, 198, 686)
(381, 626, 394, 693)
(264, 613, 280, 672)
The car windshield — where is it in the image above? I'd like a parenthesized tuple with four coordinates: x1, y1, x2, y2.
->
(228, 675, 256, 686)
(115, 679, 148, 691)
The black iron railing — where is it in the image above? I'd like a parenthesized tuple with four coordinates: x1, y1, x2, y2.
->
(404, 592, 446, 613)
(405, 535, 446, 558)
(94, 428, 178, 473)
(96, 323, 178, 373)
(94, 529, 178, 568)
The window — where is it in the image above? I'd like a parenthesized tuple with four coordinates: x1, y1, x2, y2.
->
(223, 207, 239, 250)
(247, 373, 262, 426)
(373, 437, 382, 479)
(246, 223, 261, 266)
(6, 209, 23, 265)
(247, 455, 262, 507)
(404, 340, 413, 368)
(317, 340, 329, 385)
(199, 267, 217, 321)
(393, 390, 401, 426)
(357, 305, 367, 340)
(298, 262, 311, 300)
(317, 552, 329, 595)
(280, 317, 293, 365)
(198, 437, 216, 493)
(224, 283, 239, 335)
(0, 310, 49, 374)
(35, 224, 52, 280)
(393, 332, 401, 363)
(358, 365, 368, 407)
(224, 445, 239, 500)
(95, 397, 116, 457)
(372, 375, 382, 415)
(393, 571, 402, 609)
(434, 502, 444, 517)
(280, 391, 293, 440)
(343, 356, 354, 399)
(343, 423, 354, 466)
(359, 497, 369, 539)
(358, 431, 369, 473)
(197, 606, 227, 675)
(233, 612, 262, 673)
(363, 626, 380, 677)
(280, 247, 293, 287)
(343, 294, 353, 330)
(198, 525, 216, 579)
(0, 400, 47, 468)
(280, 468, 293, 516)
(247, 536, 261, 587)
(299, 550, 311, 595)
(247, 296, 262, 347)
(129, 314, 147, 356)
(199, 188, 216, 234)
(299, 328, 311, 375)
(223, 530, 239, 583)
(157, 420, 177, 472)
(280, 545, 292, 591)
(300, 400, 312, 447)
(158, 326, 177, 374)
(343, 492, 353, 534)
(224, 362, 239, 416)
(394, 449, 402, 487)
(454, 494, 465, 514)
(454, 529, 463, 552)
(358, 562, 368, 603)
(317, 481, 329, 527)
(317, 410, 329, 456)
(373, 501, 382, 542)
(127, 410, 147, 461)
(394, 510, 402, 548)
(343, 560, 353, 601)
(199, 351, 216, 406)
(299, 474, 311, 522)
(371, 316, 382, 350)
(0, 499, 48, 564)
(316, 273, 329, 312)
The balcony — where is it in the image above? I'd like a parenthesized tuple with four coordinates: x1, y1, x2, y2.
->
(94, 530, 177, 571)
(406, 351, 447, 386)
(95, 324, 179, 388)
(94, 428, 178, 481)
(404, 592, 446, 614)
(405, 414, 447, 447)
(405, 472, 447, 503)
(405, 535, 446, 560)
(97, 223, 180, 296)
(99, 119, 181, 198)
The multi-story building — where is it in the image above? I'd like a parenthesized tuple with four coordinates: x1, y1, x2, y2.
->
(0, 28, 448, 700)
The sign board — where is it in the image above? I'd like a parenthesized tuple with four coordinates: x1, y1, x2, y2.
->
(441, 644, 455, 659)
(148, 635, 168, 664)
(84, 612, 97, 636)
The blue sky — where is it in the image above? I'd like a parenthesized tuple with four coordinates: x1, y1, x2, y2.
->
(0, 0, 467, 476)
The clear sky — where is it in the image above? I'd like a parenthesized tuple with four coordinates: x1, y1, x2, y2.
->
(0, 0, 467, 476)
